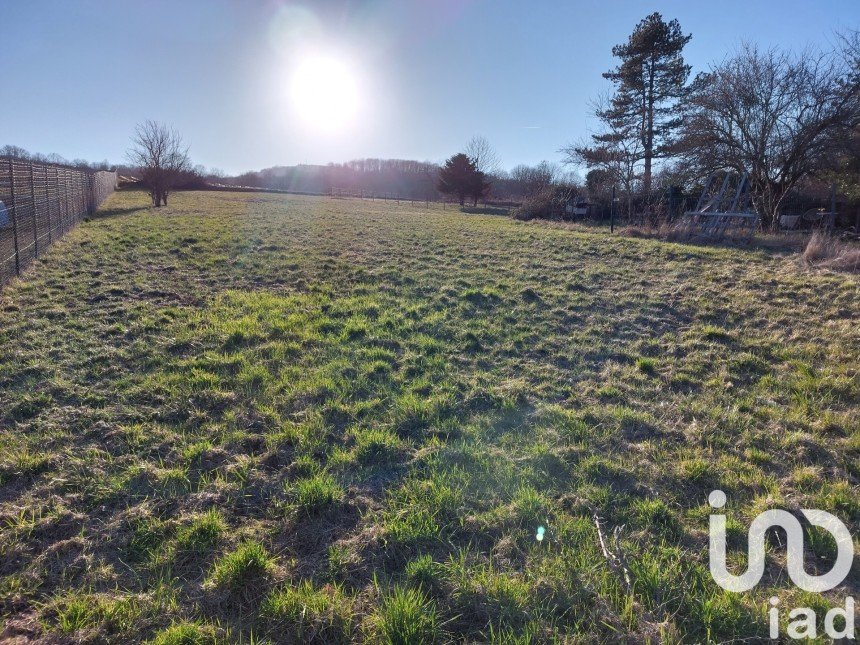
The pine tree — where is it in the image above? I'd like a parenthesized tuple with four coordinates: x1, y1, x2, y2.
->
(601, 13, 691, 196)
(438, 153, 480, 206)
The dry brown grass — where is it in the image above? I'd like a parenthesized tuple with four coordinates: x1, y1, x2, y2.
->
(617, 224, 651, 238)
(618, 220, 698, 242)
(802, 230, 860, 272)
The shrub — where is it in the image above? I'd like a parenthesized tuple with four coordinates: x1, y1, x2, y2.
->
(511, 189, 556, 221)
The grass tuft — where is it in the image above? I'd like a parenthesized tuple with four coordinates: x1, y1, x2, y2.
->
(635, 357, 656, 374)
(376, 584, 440, 645)
(175, 509, 226, 554)
(802, 230, 860, 272)
(148, 622, 217, 645)
(292, 472, 345, 515)
(206, 540, 275, 591)
(262, 580, 353, 642)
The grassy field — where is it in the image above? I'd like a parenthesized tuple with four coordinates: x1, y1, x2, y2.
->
(0, 189, 857, 643)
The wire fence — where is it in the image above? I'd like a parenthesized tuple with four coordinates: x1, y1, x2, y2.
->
(0, 158, 116, 286)
(581, 184, 854, 234)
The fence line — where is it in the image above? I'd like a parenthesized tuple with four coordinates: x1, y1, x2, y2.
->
(0, 158, 116, 287)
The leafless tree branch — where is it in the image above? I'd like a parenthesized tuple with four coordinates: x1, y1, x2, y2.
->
(126, 120, 191, 207)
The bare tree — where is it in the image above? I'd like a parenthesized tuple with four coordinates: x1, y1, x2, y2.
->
(127, 121, 191, 207)
(510, 161, 559, 197)
(45, 153, 68, 165)
(678, 41, 860, 229)
(0, 145, 31, 160)
(464, 136, 500, 205)
(465, 135, 501, 176)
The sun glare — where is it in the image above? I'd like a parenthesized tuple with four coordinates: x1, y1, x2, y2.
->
(290, 55, 360, 132)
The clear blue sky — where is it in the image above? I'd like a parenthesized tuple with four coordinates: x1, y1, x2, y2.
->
(2, 0, 856, 175)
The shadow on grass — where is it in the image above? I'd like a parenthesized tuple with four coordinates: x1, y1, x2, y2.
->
(460, 206, 511, 216)
(89, 205, 149, 220)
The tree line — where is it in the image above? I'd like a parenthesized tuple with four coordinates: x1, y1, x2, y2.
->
(0, 144, 113, 172)
(561, 14, 860, 230)
(222, 145, 566, 205)
(26, 14, 855, 226)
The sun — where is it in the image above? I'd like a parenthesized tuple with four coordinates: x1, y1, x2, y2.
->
(290, 55, 360, 132)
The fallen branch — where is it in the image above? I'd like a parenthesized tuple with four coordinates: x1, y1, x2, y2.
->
(592, 511, 676, 640)
(593, 512, 633, 592)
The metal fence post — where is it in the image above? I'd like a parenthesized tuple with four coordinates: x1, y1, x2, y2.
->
(64, 169, 70, 231)
(75, 171, 81, 222)
(830, 182, 836, 230)
(78, 171, 84, 218)
(87, 173, 94, 215)
(54, 167, 62, 234)
(8, 160, 20, 276)
(73, 170, 79, 221)
(29, 163, 38, 258)
(610, 185, 616, 234)
(57, 168, 63, 232)
(44, 166, 52, 245)
(71, 170, 77, 223)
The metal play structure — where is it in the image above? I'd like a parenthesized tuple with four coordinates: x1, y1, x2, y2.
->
(681, 171, 759, 241)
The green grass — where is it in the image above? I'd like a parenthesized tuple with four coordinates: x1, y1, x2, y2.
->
(148, 622, 217, 645)
(376, 584, 440, 644)
(205, 540, 275, 591)
(291, 472, 344, 515)
(175, 509, 226, 554)
(0, 189, 857, 642)
(262, 580, 354, 642)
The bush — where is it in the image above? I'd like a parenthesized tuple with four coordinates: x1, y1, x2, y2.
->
(511, 189, 556, 221)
